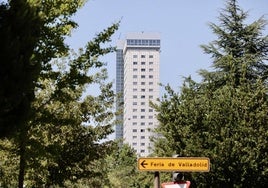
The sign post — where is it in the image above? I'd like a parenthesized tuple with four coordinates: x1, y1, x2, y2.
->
(154, 171, 160, 188)
(138, 157, 210, 172)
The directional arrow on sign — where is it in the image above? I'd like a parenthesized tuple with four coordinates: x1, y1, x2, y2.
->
(141, 160, 148, 168)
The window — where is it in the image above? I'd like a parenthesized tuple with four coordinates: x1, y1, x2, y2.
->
(133, 82, 137, 85)
(133, 115, 137, 119)
(141, 95, 145, 99)
(133, 88, 137, 92)
(133, 68, 138, 72)
(141, 55, 145, 58)
(133, 129, 137, 132)
(141, 122, 145, 126)
(149, 116, 153, 119)
(141, 136, 145, 139)
(141, 88, 146, 92)
(141, 62, 145, 65)
(149, 82, 153, 85)
(132, 122, 137, 125)
(149, 62, 153, 65)
(149, 55, 153, 58)
(127, 39, 160, 46)
(149, 95, 153, 99)
(133, 95, 137, 99)
(149, 89, 153, 92)
(133, 55, 138, 58)
(141, 116, 145, 119)
(133, 75, 137, 78)
(141, 109, 145, 112)
(141, 75, 145, 78)
(149, 109, 153, 112)
(133, 102, 137, 105)
(141, 149, 145, 153)
(141, 68, 146, 72)
(133, 136, 137, 139)
(133, 62, 137, 65)
(149, 122, 153, 125)
(149, 75, 153, 78)
(141, 102, 145, 105)
(132, 142, 137, 146)
(141, 143, 145, 146)
(149, 68, 153, 72)
(141, 82, 145, 85)
(133, 109, 137, 112)
(141, 129, 145, 132)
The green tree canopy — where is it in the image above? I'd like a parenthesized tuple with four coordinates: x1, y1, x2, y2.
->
(105, 142, 156, 188)
(0, 0, 86, 137)
(200, 0, 268, 87)
(0, 0, 42, 137)
(0, 23, 119, 187)
(0, 0, 121, 187)
(152, 0, 268, 187)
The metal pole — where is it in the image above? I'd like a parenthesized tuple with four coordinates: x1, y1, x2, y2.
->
(154, 171, 160, 188)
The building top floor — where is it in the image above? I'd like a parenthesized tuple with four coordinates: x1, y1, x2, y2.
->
(117, 32, 161, 51)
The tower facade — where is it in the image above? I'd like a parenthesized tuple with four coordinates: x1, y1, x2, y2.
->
(116, 32, 160, 156)
(115, 40, 124, 140)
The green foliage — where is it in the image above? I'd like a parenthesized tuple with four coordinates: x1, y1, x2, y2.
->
(28, 23, 118, 187)
(0, 0, 86, 138)
(0, 22, 119, 186)
(153, 0, 268, 187)
(0, 0, 42, 137)
(0, 0, 120, 186)
(31, 0, 86, 64)
(105, 143, 155, 188)
(0, 139, 19, 187)
(200, 0, 268, 87)
(106, 143, 138, 187)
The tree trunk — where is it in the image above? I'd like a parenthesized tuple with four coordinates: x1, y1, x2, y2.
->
(18, 130, 27, 188)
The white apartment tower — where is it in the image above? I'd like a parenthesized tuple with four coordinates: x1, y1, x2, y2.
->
(116, 32, 160, 156)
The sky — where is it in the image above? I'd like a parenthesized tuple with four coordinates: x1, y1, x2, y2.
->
(66, 0, 267, 93)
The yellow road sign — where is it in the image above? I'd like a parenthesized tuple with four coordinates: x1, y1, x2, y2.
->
(138, 157, 210, 172)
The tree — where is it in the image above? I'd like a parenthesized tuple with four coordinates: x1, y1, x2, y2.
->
(105, 143, 138, 187)
(0, 0, 86, 136)
(105, 142, 155, 188)
(0, 138, 19, 187)
(0, 0, 42, 137)
(0, 0, 120, 187)
(152, 0, 268, 187)
(199, 0, 268, 87)
(0, 23, 119, 186)
(12, 0, 87, 187)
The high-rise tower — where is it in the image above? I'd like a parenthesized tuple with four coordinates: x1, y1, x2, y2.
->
(116, 32, 160, 156)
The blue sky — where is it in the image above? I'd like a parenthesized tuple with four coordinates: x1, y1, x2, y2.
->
(66, 0, 267, 92)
